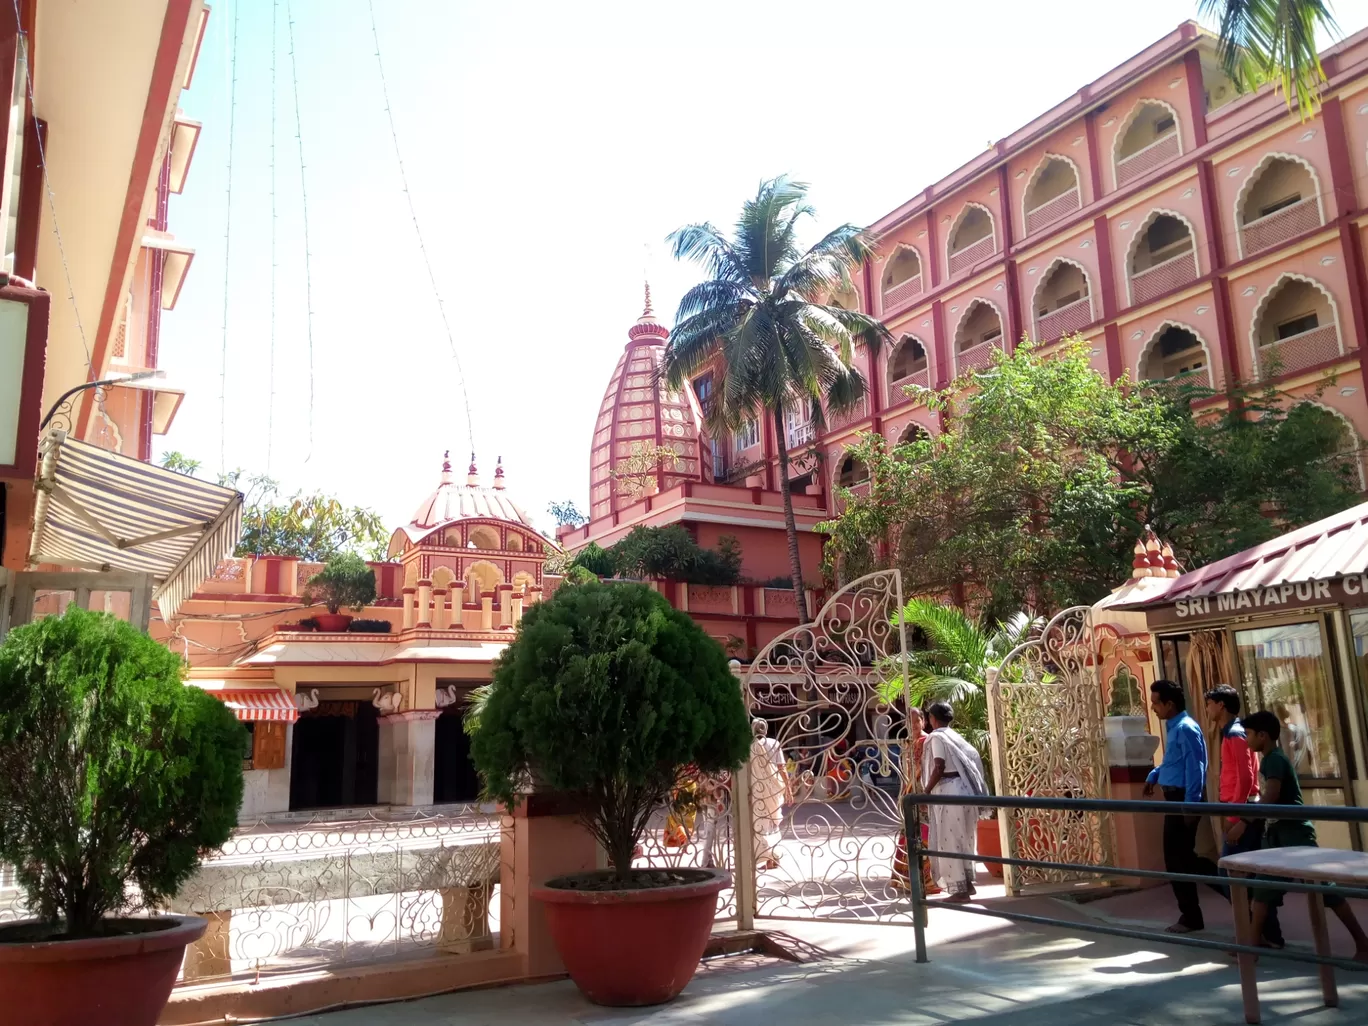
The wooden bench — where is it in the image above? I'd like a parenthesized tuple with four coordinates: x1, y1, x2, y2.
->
(1219, 846, 1368, 1025)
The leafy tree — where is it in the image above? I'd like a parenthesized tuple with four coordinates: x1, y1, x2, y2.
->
(467, 581, 751, 876)
(608, 525, 742, 585)
(547, 499, 588, 528)
(571, 541, 617, 577)
(0, 607, 244, 935)
(302, 553, 378, 614)
(663, 176, 891, 622)
(1201, 0, 1338, 117)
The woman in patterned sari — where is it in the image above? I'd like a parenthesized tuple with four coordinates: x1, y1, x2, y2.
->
(891, 707, 940, 895)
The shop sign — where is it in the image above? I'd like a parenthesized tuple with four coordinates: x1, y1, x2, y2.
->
(1150, 575, 1368, 626)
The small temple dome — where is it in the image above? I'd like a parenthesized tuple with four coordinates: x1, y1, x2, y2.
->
(588, 286, 704, 521)
(389, 453, 536, 555)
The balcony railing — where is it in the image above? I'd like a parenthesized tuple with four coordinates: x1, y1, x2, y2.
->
(954, 340, 998, 376)
(825, 398, 869, 432)
(1115, 131, 1180, 186)
(1034, 294, 1092, 342)
(881, 273, 923, 314)
(1257, 323, 1342, 377)
(889, 367, 931, 403)
(1240, 196, 1322, 257)
(1129, 247, 1196, 306)
(1025, 186, 1081, 235)
(947, 233, 996, 276)
(1142, 367, 1214, 396)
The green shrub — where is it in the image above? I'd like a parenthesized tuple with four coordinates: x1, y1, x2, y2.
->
(570, 541, 616, 577)
(303, 552, 377, 613)
(0, 607, 244, 935)
(468, 581, 750, 876)
(608, 525, 742, 585)
(347, 618, 393, 633)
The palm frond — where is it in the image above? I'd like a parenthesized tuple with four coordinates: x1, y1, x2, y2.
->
(1200, 0, 1337, 116)
(659, 306, 743, 388)
(666, 222, 749, 283)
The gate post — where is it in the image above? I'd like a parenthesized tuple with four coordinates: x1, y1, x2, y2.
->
(730, 662, 756, 930)
(983, 665, 1020, 896)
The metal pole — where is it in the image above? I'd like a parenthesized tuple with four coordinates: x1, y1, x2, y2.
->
(908, 800, 928, 963)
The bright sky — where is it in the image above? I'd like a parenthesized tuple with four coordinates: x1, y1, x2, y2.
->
(156, 0, 1368, 538)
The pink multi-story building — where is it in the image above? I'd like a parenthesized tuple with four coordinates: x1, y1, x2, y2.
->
(565, 20, 1368, 602)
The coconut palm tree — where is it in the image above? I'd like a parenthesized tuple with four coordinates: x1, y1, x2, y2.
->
(881, 598, 1042, 773)
(1202, 0, 1338, 116)
(662, 177, 891, 622)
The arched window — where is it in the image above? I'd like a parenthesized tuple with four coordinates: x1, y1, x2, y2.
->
(888, 335, 929, 388)
(953, 301, 1002, 375)
(1024, 157, 1081, 234)
(1237, 156, 1323, 257)
(1250, 275, 1342, 377)
(836, 455, 870, 489)
(1033, 261, 1092, 341)
(829, 285, 860, 312)
(1139, 324, 1211, 388)
(468, 525, 500, 550)
(899, 421, 932, 446)
(947, 205, 996, 276)
(1115, 101, 1181, 186)
(1127, 213, 1196, 305)
(881, 246, 924, 311)
(1288, 402, 1367, 492)
(506, 533, 524, 551)
(466, 561, 502, 598)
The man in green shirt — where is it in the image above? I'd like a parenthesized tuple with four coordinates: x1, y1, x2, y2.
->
(1242, 711, 1368, 960)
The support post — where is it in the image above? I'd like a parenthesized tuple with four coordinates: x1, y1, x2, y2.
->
(730, 662, 756, 930)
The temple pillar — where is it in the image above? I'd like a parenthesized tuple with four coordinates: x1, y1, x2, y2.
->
(480, 594, 493, 631)
(401, 587, 416, 629)
(510, 592, 524, 625)
(432, 588, 448, 629)
(449, 584, 465, 628)
(528, 586, 543, 608)
(499, 585, 514, 627)
(377, 710, 439, 807)
(417, 581, 433, 628)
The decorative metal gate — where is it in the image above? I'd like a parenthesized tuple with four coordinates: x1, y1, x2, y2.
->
(742, 570, 912, 922)
(986, 605, 1114, 896)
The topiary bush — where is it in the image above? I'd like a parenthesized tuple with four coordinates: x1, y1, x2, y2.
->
(0, 606, 244, 937)
(468, 581, 750, 877)
(303, 552, 376, 614)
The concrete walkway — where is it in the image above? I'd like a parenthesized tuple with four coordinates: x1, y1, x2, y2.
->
(295, 896, 1368, 1026)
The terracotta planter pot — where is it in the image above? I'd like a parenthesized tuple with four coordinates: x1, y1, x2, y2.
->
(532, 868, 727, 1006)
(977, 818, 1005, 879)
(0, 914, 205, 1026)
(313, 612, 353, 632)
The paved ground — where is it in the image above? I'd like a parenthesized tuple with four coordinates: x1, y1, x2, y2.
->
(296, 893, 1368, 1026)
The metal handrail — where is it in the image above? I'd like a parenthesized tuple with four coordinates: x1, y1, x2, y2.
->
(901, 792, 1368, 974)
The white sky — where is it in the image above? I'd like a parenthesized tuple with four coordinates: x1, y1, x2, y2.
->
(154, 0, 1368, 537)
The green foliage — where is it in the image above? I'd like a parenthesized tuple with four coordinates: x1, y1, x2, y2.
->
(1200, 0, 1337, 118)
(663, 175, 892, 620)
(347, 618, 393, 634)
(571, 541, 617, 577)
(609, 525, 742, 585)
(1107, 665, 1143, 717)
(303, 553, 377, 614)
(821, 340, 1361, 616)
(547, 500, 587, 528)
(468, 582, 751, 875)
(0, 607, 244, 935)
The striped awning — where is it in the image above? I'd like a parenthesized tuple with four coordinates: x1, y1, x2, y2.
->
(209, 688, 298, 723)
(28, 429, 243, 619)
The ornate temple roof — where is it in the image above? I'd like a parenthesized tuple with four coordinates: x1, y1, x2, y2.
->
(393, 454, 535, 548)
(588, 285, 705, 520)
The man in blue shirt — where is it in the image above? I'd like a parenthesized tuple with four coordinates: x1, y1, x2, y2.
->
(1142, 679, 1211, 933)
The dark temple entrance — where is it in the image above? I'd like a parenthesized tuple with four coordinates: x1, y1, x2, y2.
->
(290, 700, 380, 810)
(433, 705, 481, 803)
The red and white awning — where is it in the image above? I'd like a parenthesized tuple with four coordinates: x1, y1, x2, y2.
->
(208, 688, 298, 723)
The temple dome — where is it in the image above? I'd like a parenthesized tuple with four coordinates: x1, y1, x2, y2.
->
(388, 454, 535, 555)
(588, 286, 705, 521)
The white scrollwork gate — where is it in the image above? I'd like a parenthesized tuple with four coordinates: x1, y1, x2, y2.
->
(742, 570, 913, 922)
(986, 605, 1114, 896)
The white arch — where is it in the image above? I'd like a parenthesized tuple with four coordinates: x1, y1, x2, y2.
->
(881, 243, 923, 286)
(951, 297, 1004, 375)
(1134, 319, 1215, 383)
(1021, 152, 1083, 226)
(945, 201, 997, 265)
(1292, 398, 1367, 491)
(833, 451, 870, 492)
(898, 419, 934, 444)
(887, 333, 930, 379)
(465, 559, 504, 597)
(1246, 271, 1344, 378)
(1232, 151, 1326, 259)
(1123, 207, 1199, 307)
(1111, 97, 1183, 189)
(1030, 257, 1094, 335)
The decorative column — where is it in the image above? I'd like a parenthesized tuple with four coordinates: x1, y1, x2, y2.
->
(499, 585, 515, 627)
(401, 587, 416, 630)
(416, 580, 433, 628)
(510, 592, 524, 625)
(449, 583, 465, 628)
(432, 588, 448, 629)
(377, 710, 441, 807)
(480, 593, 493, 631)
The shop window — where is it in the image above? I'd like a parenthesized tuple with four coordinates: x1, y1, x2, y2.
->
(1234, 621, 1340, 781)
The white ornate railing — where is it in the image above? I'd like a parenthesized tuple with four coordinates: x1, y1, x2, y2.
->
(1115, 131, 1180, 186)
(1257, 323, 1342, 377)
(955, 339, 998, 376)
(1035, 294, 1092, 342)
(947, 233, 996, 275)
(786, 420, 815, 448)
(1025, 187, 1081, 235)
(881, 273, 923, 313)
(1240, 196, 1321, 256)
(1129, 247, 1196, 306)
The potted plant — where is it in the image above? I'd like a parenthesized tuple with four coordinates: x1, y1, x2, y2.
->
(0, 606, 245, 1026)
(303, 552, 376, 632)
(468, 581, 750, 1006)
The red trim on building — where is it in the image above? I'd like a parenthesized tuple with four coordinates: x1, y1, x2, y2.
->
(0, 283, 49, 479)
(1182, 51, 1208, 148)
(931, 299, 948, 390)
(1083, 110, 1104, 200)
(76, 0, 195, 438)
(926, 211, 941, 289)
(12, 116, 42, 282)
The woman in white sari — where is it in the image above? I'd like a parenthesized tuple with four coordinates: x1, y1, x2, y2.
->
(749, 718, 789, 870)
(922, 701, 988, 902)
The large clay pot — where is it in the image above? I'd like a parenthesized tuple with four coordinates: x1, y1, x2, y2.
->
(313, 612, 353, 632)
(977, 817, 1005, 879)
(0, 914, 206, 1026)
(532, 868, 727, 1006)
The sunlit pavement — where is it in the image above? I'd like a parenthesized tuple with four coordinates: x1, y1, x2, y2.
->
(296, 898, 1368, 1025)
